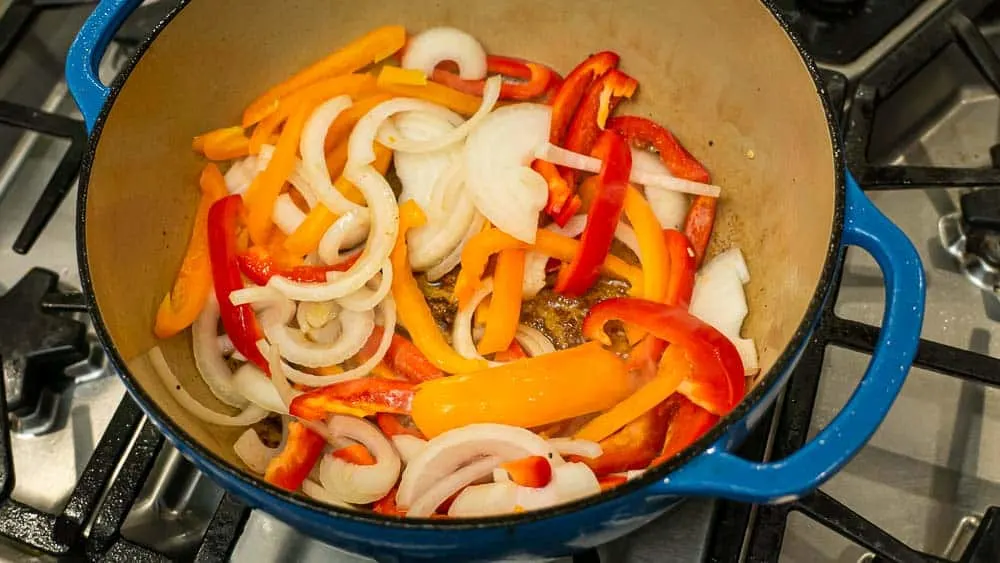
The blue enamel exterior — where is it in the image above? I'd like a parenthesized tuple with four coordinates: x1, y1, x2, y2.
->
(66, 1, 927, 560)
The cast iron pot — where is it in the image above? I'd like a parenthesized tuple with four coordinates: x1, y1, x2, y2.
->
(66, 0, 926, 560)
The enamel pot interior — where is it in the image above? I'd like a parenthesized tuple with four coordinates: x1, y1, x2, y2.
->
(81, 0, 836, 521)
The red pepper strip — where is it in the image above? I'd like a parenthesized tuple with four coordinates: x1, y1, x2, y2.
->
(373, 487, 405, 516)
(264, 421, 325, 491)
(575, 400, 673, 476)
(582, 297, 745, 415)
(500, 456, 553, 488)
(432, 55, 555, 101)
(236, 246, 359, 286)
(598, 474, 628, 491)
(662, 229, 697, 309)
(555, 130, 632, 297)
(375, 413, 425, 439)
(356, 327, 445, 383)
(207, 195, 269, 371)
(533, 159, 578, 220)
(651, 395, 719, 466)
(548, 51, 620, 146)
(331, 443, 376, 465)
(494, 340, 527, 362)
(683, 196, 718, 267)
(552, 69, 638, 223)
(289, 378, 416, 421)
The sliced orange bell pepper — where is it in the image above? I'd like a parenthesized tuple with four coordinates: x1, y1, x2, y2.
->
(192, 126, 250, 161)
(476, 249, 525, 355)
(153, 164, 230, 339)
(411, 341, 632, 438)
(392, 201, 488, 375)
(624, 186, 670, 303)
(283, 143, 392, 255)
(331, 443, 377, 465)
(249, 74, 377, 155)
(377, 66, 483, 116)
(574, 345, 691, 443)
(454, 227, 643, 307)
(244, 103, 312, 245)
(264, 421, 326, 491)
(242, 25, 404, 127)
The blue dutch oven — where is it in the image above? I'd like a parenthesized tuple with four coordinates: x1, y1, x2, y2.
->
(67, 0, 926, 560)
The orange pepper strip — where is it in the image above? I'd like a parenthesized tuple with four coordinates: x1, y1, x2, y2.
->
(323, 93, 394, 153)
(242, 25, 405, 127)
(623, 186, 670, 303)
(392, 201, 488, 375)
(454, 228, 643, 307)
(325, 138, 350, 181)
(331, 443, 377, 466)
(574, 345, 691, 443)
(477, 249, 526, 355)
(411, 341, 632, 438)
(248, 74, 377, 154)
(377, 67, 483, 116)
(153, 164, 230, 338)
(283, 143, 392, 255)
(192, 126, 250, 161)
(244, 103, 314, 245)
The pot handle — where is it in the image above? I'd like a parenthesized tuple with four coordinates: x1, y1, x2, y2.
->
(649, 172, 925, 503)
(66, 0, 145, 132)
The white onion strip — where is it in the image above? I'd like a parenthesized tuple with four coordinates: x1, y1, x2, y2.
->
(336, 263, 392, 312)
(348, 98, 463, 170)
(318, 209, 370, 266)
(401, 27, 488, 80)
(320, 415, 402, 505)
(262, 340, 298, 408)
(514, 325, 556, 357)
(534, 142, 721, 197)
(147, 347, 268, 426)
(392, 434, 428, 465)
(300, 95, 359, 215)
(301, 479, 350, 507)
(263, 308, 374, 368)
(547, 438, 602, 459)
(234, 429, 278, 474)
(192, 292, 248, 408)
(233, 363, 287, 413)
(453, 279, 496, 364)
(272, 193, 307, 235)
(383, 76, 501, 154)
(522, 215, 588, 298)
(269, 165, 398, 301)
(406, 456, 500, 518)
(426, 212, 486, 281)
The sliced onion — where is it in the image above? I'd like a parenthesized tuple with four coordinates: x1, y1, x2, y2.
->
(297, 300, 338, 332)
(465, 104, 551, 243)
(147, 346, 268, 426)
(645, 185, 689, 231)
(689, 248, 758, 374)
(401, 27, 487, 80)
(514, 325, 555, 357)
(547, 438, 602, 459)
(522, 215, 588, 298)
(233, 363, 287, 413)
(394, 113, 458, 214)
(396, 423, 559, 509)
(448, 462, 596, 517)
(549, 461, 601, 502)
(409, 167, 476, 271)
(348, 98, 462, 170)
(217, 334, 235, 356)
(318, 209, 370, 266)
(229, 285, 284, 307)
(261, 340, 298, 408)
(335, 263, 392, 312)
(263, 308, 374, 368)
(302, 479, 350, 507)
(392, 434, 428, 465)
(306, 320, 342, 345)
(425, 211, 486, 281)
(272, 193, 306, 235)
(492, 468, 510, 483)
(234, 428, 278, 474)
(534, 142, 721, 198)
(224, 156, 258, 194)
(383, 76, 501, 155)
(269, 165, 398, 301)
(300, 95, 359, 215)
(407, 456, 500, 517)
(452, 278, 496, 363)
(279, 297, 396, 387)
(192, 291, 248, 408)
(320, 415, 401, 504)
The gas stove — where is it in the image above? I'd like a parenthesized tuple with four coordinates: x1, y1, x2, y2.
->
(2, 0, 1000, 561)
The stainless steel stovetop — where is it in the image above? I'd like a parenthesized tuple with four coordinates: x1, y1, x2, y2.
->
(2, 1, 1000, 561)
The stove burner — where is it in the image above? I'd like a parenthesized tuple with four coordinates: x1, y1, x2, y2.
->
(0, 268, 92, 435)
(938, 190, 1000, 296)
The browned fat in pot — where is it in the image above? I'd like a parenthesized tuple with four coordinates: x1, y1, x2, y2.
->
(84, 0, 837, 471)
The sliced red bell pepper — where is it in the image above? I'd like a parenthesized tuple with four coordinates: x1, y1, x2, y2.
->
(207, 195, 269, 371)
(373, 487, 405, 516)
(582, 297, 745, 415)
(682, 196, 718, 267)
(375, 412, 425, 439)
(548, 51, 619, 146)
(662, 229, 697, 309)
(432, 55, 556, 101)
(331, 443, 376, 465)
(551, 70, 638, 222)
(500, 456, 552, 488)
(289, 378, 416, 421)
(652, 395, 719, 465)
(598, 474, 628, 491)
(264, 421, 326, 491)
(356, 327, 445, 383)
(493, 339, 527, 362)
(576, 399, 672, 476)
(236, 245, 359, 286)
(555, 130, 632, 296)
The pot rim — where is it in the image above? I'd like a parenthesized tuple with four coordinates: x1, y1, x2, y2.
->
(75, 0, 846, 530)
